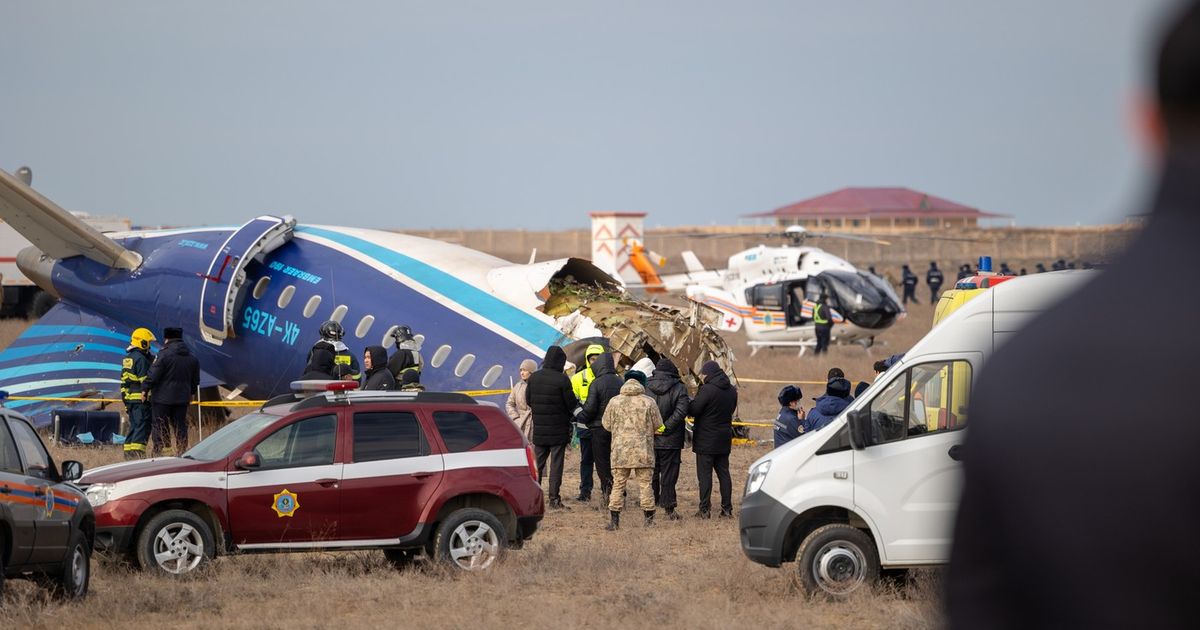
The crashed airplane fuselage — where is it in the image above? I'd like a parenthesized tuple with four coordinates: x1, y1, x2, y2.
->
(0, 170, 735, 426)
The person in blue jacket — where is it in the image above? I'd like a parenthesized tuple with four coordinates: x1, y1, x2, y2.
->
(773, 385, 805, 448)
(803, 377, 853, 433)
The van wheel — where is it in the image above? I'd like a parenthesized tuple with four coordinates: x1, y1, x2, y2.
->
(136, 509, 214, 575)
(433, 509, 506, 571)
(50, 530, 91, 599)
(796, 523, 879, 597)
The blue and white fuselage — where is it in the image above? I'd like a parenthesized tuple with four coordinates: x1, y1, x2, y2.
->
(1, 222, 613, 425)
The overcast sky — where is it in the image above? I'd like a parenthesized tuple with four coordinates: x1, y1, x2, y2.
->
(0, 0, 1183, 231)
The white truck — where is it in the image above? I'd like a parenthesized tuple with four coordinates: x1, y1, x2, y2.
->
(0, 167, 131, 317)
(737, 270, 1092, 596)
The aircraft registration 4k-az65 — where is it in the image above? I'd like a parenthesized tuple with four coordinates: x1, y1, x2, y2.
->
(0, 167, 736, 428)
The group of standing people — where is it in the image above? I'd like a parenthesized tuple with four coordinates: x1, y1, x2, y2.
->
(509, 344, 738, 528)
(121, 326, 201, 459)
(901, 261, 944, 305)
(300, 320, 425, 392)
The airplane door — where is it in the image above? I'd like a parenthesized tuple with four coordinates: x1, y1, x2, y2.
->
(852, 357, 974, 564)
(199, 215, 296, 345)
(227, 413, 343, 545)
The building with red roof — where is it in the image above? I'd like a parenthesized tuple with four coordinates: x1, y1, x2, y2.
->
(747, 187, 1010, 231)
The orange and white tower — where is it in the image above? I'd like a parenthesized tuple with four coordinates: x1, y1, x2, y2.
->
(589, 212, 646, 285)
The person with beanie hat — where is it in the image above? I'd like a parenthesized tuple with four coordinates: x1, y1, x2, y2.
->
(631, 357, 656, 378)
(506, 358, 538, 440)
(144, 326, 200, 455)
(645, 358, 689, 519)
(773, 385, 805, 448)
(526, 346, 579, 509)
(853, 381, 871, 399)
(802, 377, 852, 433)
(688, 360, 738, 518)
(601, 373, 662, 529)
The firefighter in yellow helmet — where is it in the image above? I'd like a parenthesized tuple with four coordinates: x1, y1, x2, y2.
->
(121, 328, 156, 459)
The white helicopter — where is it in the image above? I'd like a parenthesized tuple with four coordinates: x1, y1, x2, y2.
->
(651, 226, 906, 354)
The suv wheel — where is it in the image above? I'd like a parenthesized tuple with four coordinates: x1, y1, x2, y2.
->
(50, 530, 91, 599)
(796, 523, 880, 597)
(136, 509, 215, 575)
(433, 508, 506, 571)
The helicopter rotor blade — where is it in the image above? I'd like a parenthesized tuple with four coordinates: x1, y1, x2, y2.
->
(810, 232, 893, 246)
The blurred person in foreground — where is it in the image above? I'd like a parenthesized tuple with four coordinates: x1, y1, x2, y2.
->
(601, 370, 661, 530)
(947, 4, 1200, 627)
(689, 361, 738, 518)
(526, 346, 578, 509)
(646, 358, 690, 520)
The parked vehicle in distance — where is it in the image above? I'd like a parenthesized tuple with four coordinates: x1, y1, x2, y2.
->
(79, 383, 543, 575)
(738, 271, 1091, 596)
(1, 406, 93, 598)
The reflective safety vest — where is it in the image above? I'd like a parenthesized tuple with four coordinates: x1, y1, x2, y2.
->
(813, 303, 830, 326)
(120, 347, 153, 403)
(571, 366, 595, 403)
(333, 349, 361, 380)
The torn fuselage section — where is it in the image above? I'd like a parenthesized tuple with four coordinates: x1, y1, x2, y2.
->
(544, 279, 738, 398)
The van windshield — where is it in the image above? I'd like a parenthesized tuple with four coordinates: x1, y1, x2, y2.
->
(183, 413, 282, 462)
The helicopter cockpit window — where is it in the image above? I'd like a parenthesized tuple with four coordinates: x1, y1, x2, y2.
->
(812, 270, 902, 329)
(747, 284, 785, 310)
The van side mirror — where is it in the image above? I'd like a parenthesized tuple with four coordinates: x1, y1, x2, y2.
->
(61, 460, 84, 482)
(236, 451, 261, 470)
(847, 409, 874, 450)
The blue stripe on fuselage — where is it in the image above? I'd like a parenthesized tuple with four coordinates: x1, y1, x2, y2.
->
(297, 227, 563, 351)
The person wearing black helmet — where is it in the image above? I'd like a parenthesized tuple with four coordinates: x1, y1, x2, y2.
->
(386, 324, 423, 382)
(304, 320, 359, 381)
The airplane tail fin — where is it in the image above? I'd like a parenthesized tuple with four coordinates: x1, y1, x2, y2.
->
(681, 250, 706, 274)
(0, 167, 142, 269)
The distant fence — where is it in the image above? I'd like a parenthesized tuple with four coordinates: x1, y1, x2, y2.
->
(405, 225, 1141, 276)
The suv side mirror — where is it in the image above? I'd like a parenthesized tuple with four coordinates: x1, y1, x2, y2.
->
(61, 460, 84, 482)
(236, 451, 261, 470)
(847, 409, 874, 450)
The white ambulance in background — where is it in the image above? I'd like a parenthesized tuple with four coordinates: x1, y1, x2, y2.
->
(738, 271, 1093, 596)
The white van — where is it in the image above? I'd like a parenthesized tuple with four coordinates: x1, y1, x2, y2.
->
(738, 271, 1091, 596)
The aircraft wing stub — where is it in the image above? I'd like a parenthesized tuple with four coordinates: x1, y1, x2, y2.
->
(0, 168, 142, 270)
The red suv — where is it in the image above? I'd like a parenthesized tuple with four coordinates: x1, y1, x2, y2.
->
(79, 388, 543, 574)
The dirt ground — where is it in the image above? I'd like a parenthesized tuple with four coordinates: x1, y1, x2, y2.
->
(0, 302, 943, 629)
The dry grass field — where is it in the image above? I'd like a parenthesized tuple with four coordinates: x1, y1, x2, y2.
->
(0, 304, 943, 629)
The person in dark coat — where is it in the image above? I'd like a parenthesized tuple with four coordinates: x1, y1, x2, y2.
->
(772, 385, 804, 448)
(948, 6, 1200, 628)
(900, 264, 918, 304)
(526, 346, 579, 509)
(688, 360, 737, 518)
(646, 358, 689, 520)
(926, 261, 944, 303)
(398, 369, 425, 392)
(575, 352, 622, 504)
(144, 327, 200, 455)
(300, 343, 336, 380)
(360, 345, 397, 391)
(802, 377, 851, 433)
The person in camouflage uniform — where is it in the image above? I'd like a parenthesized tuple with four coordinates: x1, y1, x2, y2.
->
(600, 371, 662, 530)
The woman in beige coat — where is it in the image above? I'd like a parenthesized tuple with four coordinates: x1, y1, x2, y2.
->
(506, 359, 537, 440)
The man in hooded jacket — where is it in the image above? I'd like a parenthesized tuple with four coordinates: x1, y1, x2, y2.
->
(575, 352, 623, 504)
(526, 346, 579, 509)
(361, 346, 397, 391)
(803, 377, 852, 433)
(646, 358, 689, 520)
(144, 327, 200, 455)
(689, 360, 737, 518)
(569, 344, 606, 501)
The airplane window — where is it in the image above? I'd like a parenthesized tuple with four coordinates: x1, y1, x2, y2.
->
(355, 315, 375, 339)
(252, 276, 271, 300)
(481, 364, 503, 388)
(330, 305, 348, 324)
(303, 295, 322, 318)
(454, 354, 476, 378)
(413, 334, 425, 347)
(430, 345, 452, 368)
(277, 285, 296, 309)
(380, 325, 399, 348)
